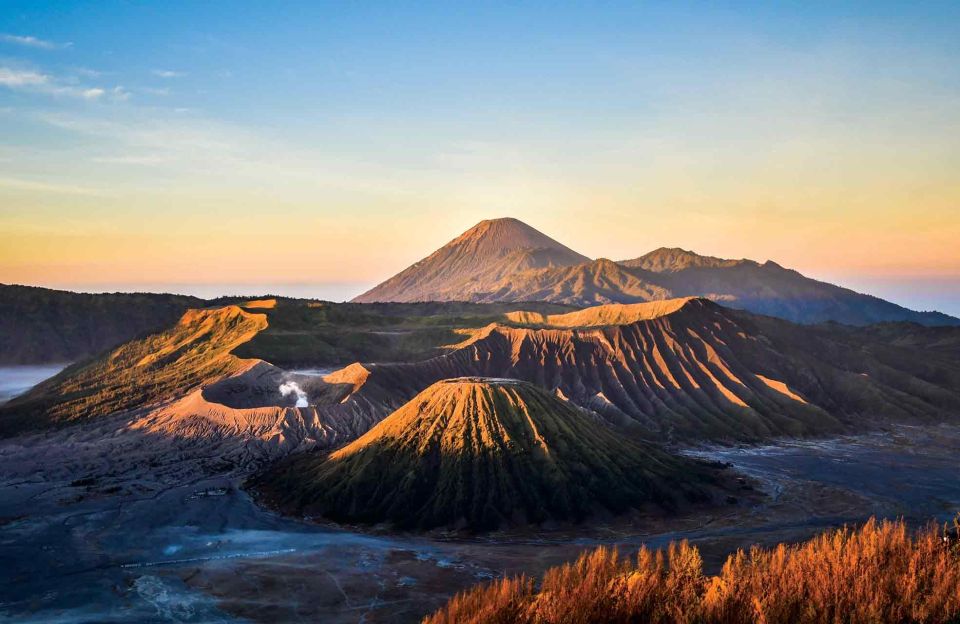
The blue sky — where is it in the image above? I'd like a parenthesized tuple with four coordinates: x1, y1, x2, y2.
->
(1, 2, 959, 313)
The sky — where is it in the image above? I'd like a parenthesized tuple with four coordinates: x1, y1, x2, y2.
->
(0, 2, 958, 313)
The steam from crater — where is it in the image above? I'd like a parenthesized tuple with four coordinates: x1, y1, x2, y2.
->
(279, 381, 309, 407)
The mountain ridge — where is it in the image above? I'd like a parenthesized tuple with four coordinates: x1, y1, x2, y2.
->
(5, 297, 960, 446)
(352, 218, 959, 327)
(0, 284, 207, 365)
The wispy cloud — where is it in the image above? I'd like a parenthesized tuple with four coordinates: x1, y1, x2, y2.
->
(152, 69, 186, 78)
(0, 34, 71, 50)
(0, 66, 130, 101)
(0, 68, 47, 88)
(0, 67, 100, 98)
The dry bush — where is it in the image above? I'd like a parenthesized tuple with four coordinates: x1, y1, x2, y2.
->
(424, 518, 960, 624)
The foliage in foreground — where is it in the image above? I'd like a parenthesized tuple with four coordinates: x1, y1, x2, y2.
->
(425, 518, 960, 624)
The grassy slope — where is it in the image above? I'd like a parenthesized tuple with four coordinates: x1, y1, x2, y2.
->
(0, 305, 266, 434)
(231, 300, 576, 367)
(255, 379, 717, 531)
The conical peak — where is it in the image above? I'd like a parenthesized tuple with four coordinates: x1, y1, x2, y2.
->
(448, 218, 582, 256)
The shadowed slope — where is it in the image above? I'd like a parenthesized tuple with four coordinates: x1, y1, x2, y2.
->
(475, 252, 958, 326)
(620, 249, 959, 326)
(352, 218, 590, 303)
(256, 378, 717, 531)
(0, 284, 206, 365)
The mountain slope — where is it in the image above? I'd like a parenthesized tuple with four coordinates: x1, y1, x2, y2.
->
(352, 218, 590, 303)
(325, 298, 960, 443)
(255, 378, 718, 531)
(0, 284, 206, 364)
(0, 305, 267, 434)
(351, 218, 958, 326)
(620, 249, 959, 326)
(621, 247, 745, 273)
(7, 297, 960, 446)
(465, 258, 671, 306)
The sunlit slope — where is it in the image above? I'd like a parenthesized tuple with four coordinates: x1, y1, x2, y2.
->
(353, 218, 590, 303)
(467, 258, 671, 306)
(0, 305, 267, 434)
(504, 298, 693, 327)
(256, 378, 717, 531)
(351, 298, 960, 441)
(0, 299, 574, 437)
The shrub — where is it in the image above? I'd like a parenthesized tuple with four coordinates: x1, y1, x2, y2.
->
(425, 517, 960, 624)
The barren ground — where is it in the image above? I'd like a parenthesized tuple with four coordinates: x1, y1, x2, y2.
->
(2, 411, 959, 623)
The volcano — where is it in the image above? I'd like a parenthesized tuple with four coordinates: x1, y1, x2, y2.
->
(352, 218, 590, 303)
(255, 378, 718, 531)
(352, 218, 958, 326)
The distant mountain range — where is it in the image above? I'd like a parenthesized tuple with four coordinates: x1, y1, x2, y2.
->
(3, 219, 955, 368)
(354, 218, 959, 327)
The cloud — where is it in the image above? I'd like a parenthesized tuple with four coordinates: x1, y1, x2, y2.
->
(0, 66, 110, 99)
(0, 34, 71, 50)
(152, 69, 186, 78)
(0, 67, 47, 87)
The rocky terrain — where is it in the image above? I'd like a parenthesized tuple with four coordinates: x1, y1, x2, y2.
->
(354, 218, 959, 326)
(5, 297, 960, 449)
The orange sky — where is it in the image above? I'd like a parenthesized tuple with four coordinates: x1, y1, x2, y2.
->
(2, 181, 958, 290)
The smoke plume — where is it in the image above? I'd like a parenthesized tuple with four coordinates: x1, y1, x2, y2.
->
(279, 380, 309, 407)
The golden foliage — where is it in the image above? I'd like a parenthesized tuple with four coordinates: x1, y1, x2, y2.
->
(424, 518, 960, 624)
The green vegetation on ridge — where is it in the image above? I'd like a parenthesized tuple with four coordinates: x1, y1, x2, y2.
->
(254, 378, 720, 531)
(231, 299, 575, 367)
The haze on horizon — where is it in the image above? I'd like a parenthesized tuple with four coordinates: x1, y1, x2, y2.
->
(1, 2, 958, 314)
